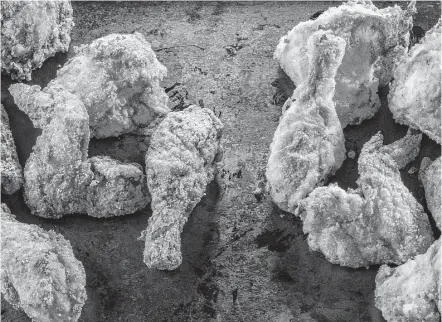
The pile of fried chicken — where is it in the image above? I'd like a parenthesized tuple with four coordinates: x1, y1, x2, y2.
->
(2, 1, 223, 321)
(268, 0, 441, 321)
(1, 0, 440, 321)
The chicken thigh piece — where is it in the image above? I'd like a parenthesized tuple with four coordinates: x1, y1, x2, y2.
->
(266, 30, 346, 214)
(297, 131, 434, 268)
(140, 105, 223, 270)
(1, 0, 73, 81)
(9, 33, 169, 138)
(23, 86, 149, 219)
(375, 239, 441, 322)
(389, 20, 441, 144)
(1, 104, 23, 194)
(275, 0, 416, 127)
(419, 157, 441, 230)
(1, 204, 87, 322)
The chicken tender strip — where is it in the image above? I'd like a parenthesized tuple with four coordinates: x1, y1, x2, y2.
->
(9, 33, 169, 138)
(297, 130, 434, 267)
(389, 19, 441, 144)
(419, 157, 441, 230)
(1, 204, 87, 322)
(266, 30, 346, 214)
(1, 104, 23, 194)
(275, 0, 416, 127)
(1, 0, 73, 80)
(140, 105, 223, 270)
(375, 239, 441, 322)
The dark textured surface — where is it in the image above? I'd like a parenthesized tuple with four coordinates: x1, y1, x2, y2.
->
(1, 2, 440, 321)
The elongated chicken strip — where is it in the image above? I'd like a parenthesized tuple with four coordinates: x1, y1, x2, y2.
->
(1, 204, 87, 322)
(297, 131, 434, 268)
(140, 105, 223, 270)
(389, 20, 441, 144)
(275, 0, 415, 127)
(266, 30, 346, 214)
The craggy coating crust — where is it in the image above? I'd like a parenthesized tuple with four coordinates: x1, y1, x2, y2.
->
(8, 84, 61, 129)
(87, 156, 148, 218)
(267, 30, 346, 214)
(275, 0, 415, 127)
(389, 20, 441, 144)
(297, 131, 434, 268)
(1, 0, 73, 81)
(141, 105, 223, 270)
(1, 204, 87, 322)
(9, 33, 169, 138)
(419, 157, 441, 230)
(1, 104, 23, 194)
(23, 86, 149, 219)
(375, 239, 441, 322)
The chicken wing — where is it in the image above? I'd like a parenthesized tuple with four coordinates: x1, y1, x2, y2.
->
(389, 20, 441, 144)
(297, 131, 434, 267)
(1, 0, 73, 81)
(9, 33, 169, 138)
(375, 239, 441, 322)
(23, 86, 149, 219)
(275, 0, 415, 127)
(419, 157, 441, 230)
(266, 30, 346, 214)
(1, 104, 23, 194)
(140, 105, 223, 270)
(1, 203, 87, 322)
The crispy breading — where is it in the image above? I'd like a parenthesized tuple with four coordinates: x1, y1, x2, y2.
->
(267, 30, 346, 214)
(9, 33, 169, 138)
(297, 131, 434, 267)
(275, 0, 415, 127)
(22, 86, 149, 219)
(375, 239, 441, 322)
(1, 0, 73, 80)
(389, 20, 441, 144)
(1, 203, 87, 322)
(1, 104, 23, 194)
(140, 105, 223, 270)
(419, 157, 441, 230)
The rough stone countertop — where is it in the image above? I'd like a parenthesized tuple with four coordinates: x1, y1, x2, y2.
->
(1, 2, 440, 321)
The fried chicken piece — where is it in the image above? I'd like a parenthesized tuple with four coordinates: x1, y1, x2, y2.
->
(375, 239, 441, 322)
(9, 33, 169, 138)
(266, 30, 346, 214)
(1, 203, 87, 322)
(389, 20, 441, 144)
(1, 0, 73, 81)
(23, 86, 149, 219)
(297, 131, 434, 267)
(140, 105, 223, 270)
(86, 156, 148, 218)
(1, 104, 23, 194)
(275, 0, 415, 127)
(419, 157, 441, 230)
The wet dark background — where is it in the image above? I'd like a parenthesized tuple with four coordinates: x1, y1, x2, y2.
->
(1, 2, 440, 321)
